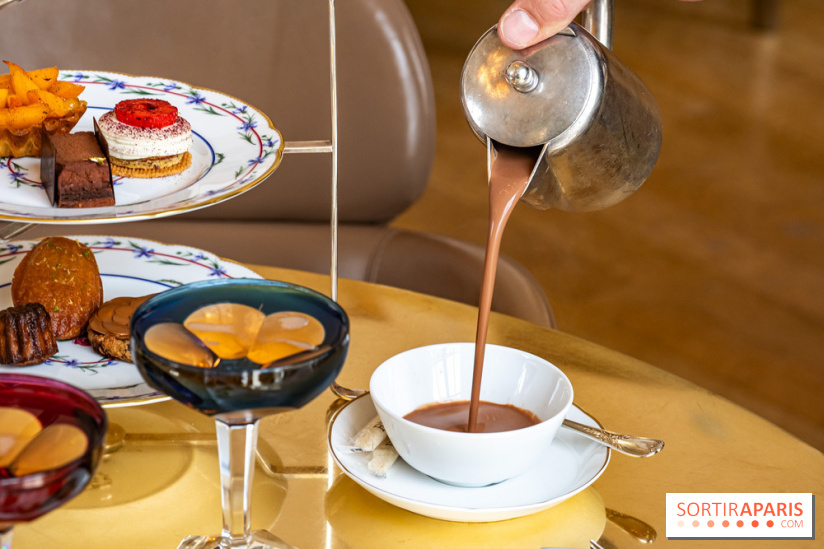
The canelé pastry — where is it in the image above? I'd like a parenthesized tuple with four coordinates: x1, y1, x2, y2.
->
(96, 99, 192, 178)
(11, 237, 104, 340)
(40, 131, 114, 208)
(0, 303, 59, 366)
(87, 295, 154, 362)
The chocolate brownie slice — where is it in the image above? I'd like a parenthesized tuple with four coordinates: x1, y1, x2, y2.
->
(41, 131, 115, 208)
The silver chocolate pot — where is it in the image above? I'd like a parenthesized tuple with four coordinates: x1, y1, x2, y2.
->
(460, 0, 662, 212)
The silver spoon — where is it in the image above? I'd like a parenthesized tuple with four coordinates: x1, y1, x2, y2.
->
(541, 541, 610, 549)
(605, 507, 657, 543)
(562, 419, 664, 458)
(329, 384, 664, 458)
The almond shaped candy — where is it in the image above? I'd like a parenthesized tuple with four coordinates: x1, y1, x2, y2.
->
(0, 407, 42, 468)
(184, 303, 265, 359)
(247, 311, 325, 365)
(144, 323, 217, 368)
(11, 423, 88, 476)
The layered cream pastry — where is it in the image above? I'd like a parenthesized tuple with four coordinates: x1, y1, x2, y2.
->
(96, 99, 192, 178)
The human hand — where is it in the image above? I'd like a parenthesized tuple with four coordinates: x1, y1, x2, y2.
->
(498, 0, 592, 50)
(498, 0, 703, 50)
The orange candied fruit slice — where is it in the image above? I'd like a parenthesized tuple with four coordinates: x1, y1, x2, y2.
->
(183, 303, 265, 360)
(248, 312, 325, 365)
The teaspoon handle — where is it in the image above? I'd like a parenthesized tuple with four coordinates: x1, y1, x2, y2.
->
(562, 419, 664, 458)
(605, 507, 658, 543)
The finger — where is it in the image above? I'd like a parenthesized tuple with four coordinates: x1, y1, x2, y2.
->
(498, 0, 592, 50)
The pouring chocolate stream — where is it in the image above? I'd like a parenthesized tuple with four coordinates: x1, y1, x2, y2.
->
(467, 143, 541, 432)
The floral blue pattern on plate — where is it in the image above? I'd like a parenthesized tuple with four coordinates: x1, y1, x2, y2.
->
(0, 236, 263, 406)
(0, 70, 283, 223)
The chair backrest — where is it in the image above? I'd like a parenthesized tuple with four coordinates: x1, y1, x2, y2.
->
(0, 0, 436, 223)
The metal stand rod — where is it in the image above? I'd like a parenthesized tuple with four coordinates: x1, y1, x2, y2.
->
(0, 0, 26, 13)
(328, 0, 339, 302)
(283, 140, 334, 154)
(0, 222, 34, 243)
(283, 0, 339, 301)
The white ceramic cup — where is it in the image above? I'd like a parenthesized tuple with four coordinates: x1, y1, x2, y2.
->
(369, 342, 574, 487)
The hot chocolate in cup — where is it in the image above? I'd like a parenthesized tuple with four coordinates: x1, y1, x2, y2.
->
(369, 342, 574, 487)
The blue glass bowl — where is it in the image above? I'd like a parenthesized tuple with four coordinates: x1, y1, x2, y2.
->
(130, 279, 349, 418)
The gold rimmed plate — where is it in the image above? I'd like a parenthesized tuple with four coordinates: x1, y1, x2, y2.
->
(0, 70, 283, 223)
(0, 235, 263, 406)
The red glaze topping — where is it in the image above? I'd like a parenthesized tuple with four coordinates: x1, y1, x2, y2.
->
(114, 99, 178, 129)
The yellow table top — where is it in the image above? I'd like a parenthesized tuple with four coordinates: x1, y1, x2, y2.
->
(14, 266, 824, 548)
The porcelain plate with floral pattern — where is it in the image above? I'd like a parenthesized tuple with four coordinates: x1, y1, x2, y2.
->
(0, 236, 262, 406)
(0, 70, 283, 223)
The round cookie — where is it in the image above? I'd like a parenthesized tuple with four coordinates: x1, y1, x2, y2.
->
(110, 151, 192, 179)
(87, 295, 155, 362)
(87, 329, 132, 362)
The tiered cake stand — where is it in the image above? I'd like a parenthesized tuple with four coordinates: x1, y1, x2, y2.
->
(0, 0, 343, 406)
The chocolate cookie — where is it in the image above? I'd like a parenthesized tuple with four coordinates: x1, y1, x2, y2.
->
(87, 295, 154, 362)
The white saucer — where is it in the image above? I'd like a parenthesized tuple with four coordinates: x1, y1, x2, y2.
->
(328, 395, 610, 522)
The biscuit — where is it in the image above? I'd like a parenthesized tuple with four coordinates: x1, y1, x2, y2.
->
(87, 329, 132, 362)
(87, 295, 154, 362)
(110, 151, 192, 179)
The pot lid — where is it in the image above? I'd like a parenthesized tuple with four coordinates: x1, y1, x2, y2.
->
(461, 24, 602, 149)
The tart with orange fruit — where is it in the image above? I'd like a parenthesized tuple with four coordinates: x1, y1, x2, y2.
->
(0, 61, 87, 158)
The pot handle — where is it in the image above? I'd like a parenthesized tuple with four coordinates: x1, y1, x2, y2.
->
(581, 0, 613, 49)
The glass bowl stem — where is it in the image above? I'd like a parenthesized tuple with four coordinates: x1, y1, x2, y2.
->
(1, 525, 14, 549)
(217, 418, 258, 544)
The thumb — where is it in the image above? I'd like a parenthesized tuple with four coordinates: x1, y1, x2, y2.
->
(498, 0, 592, 50)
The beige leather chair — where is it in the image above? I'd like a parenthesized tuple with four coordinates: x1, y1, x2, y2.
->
(1, 0, 555, 328)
